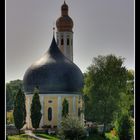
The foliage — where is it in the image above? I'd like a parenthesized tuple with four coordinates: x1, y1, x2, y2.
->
(6, 80, 23, 111)
(114, 113, 134, 140)
(117, 70, 134, 117)
(105, 132, 119, 140)
(7, 110, 14, 124)
(30, 87, 42, 129)
(62, 98, 69, 117)
(83, 55, 127, 132)
(58, 115, 87, 140)
(13, 88, 26, 133)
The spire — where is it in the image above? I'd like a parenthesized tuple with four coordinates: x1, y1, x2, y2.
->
(53, 26, 55, 37)
(61, 0, 68, 16)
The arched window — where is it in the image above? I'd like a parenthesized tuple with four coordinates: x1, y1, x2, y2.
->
(67, 38, 69, 45)
(48, 107, 52, 121)
(78, 108, 81, 118)
(62, 98, 69, 117)
(61, 39, 64, 45)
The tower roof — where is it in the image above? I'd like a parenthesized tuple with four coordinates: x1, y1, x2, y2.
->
(23, 36, 83, 94)
(56, 1, 73, 32)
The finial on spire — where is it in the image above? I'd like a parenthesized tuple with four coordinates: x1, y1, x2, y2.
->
(53, 27, 55, 37)
(53, 21, 55, 37)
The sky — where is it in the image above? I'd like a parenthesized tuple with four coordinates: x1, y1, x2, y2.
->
(6, 0, 134, 82)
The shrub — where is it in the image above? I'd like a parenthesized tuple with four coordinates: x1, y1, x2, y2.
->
(105, 132, 119, 140)
(58, 115, 87, 140)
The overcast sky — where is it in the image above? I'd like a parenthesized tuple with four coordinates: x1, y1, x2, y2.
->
(6, 0, 134, 82)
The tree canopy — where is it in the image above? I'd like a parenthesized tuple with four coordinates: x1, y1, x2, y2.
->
(83, 54, 128, 132)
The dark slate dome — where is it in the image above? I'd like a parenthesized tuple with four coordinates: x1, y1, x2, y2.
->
(23, 36, 83, 94)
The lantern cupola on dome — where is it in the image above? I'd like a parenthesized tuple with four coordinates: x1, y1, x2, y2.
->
(56, 1, 73, 32)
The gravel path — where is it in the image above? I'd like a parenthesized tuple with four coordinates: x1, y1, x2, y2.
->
(25, 130, 48, 140)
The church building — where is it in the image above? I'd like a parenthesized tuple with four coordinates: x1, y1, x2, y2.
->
(23, 1, 84, 129)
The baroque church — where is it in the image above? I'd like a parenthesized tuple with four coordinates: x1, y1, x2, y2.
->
(23, 1, 84, 129)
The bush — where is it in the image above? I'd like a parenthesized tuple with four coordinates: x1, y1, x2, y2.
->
(58, 115, 87, 140)
(115, 113, 134, 140)
(105, 132, 119, 140)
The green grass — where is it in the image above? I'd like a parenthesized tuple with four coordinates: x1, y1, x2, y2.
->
(8, 134, 37, 140)
(35, 132, 105, 140)
(35, 133, 60, 140)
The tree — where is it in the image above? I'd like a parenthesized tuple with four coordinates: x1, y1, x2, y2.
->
(6, 80, 23, 111)
(62, 98, 69, 117)
(30, 87, 42, 130)
(83, 54, 127, 132)
(13, 88, 26, 133)
(58, 115, 86, 140)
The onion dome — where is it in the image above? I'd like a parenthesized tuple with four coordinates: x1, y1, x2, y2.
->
(56, 1, 73, 32)
(23, 36, 83, 94)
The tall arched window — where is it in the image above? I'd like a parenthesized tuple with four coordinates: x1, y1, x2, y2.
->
(48, 107, 52, 121)
(62, 98, 69, 117)
(67, 38, 70, 45)
(78, 108, 81, 118)
(61, 39, 64, 45)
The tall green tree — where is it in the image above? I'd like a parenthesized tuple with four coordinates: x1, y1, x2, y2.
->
(83, 55, 127, 132)
(13, 88, 26, 133)
(62, 98, 69, 117)
(30, 87, 42, 130)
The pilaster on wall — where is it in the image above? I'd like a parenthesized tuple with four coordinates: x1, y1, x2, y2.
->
(57, 96, 62, 127)
(72, 96, 76, 115)
(39, 96, 44, 127)
(26, 95, 33, 129)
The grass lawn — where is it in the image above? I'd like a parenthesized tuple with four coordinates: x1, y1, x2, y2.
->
(8, 134, 37, 140)
(34, 132, 105, 140)
(34, 132, 60, 140)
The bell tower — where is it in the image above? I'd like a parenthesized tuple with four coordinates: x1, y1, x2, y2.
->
(56, 1, 74, 61)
